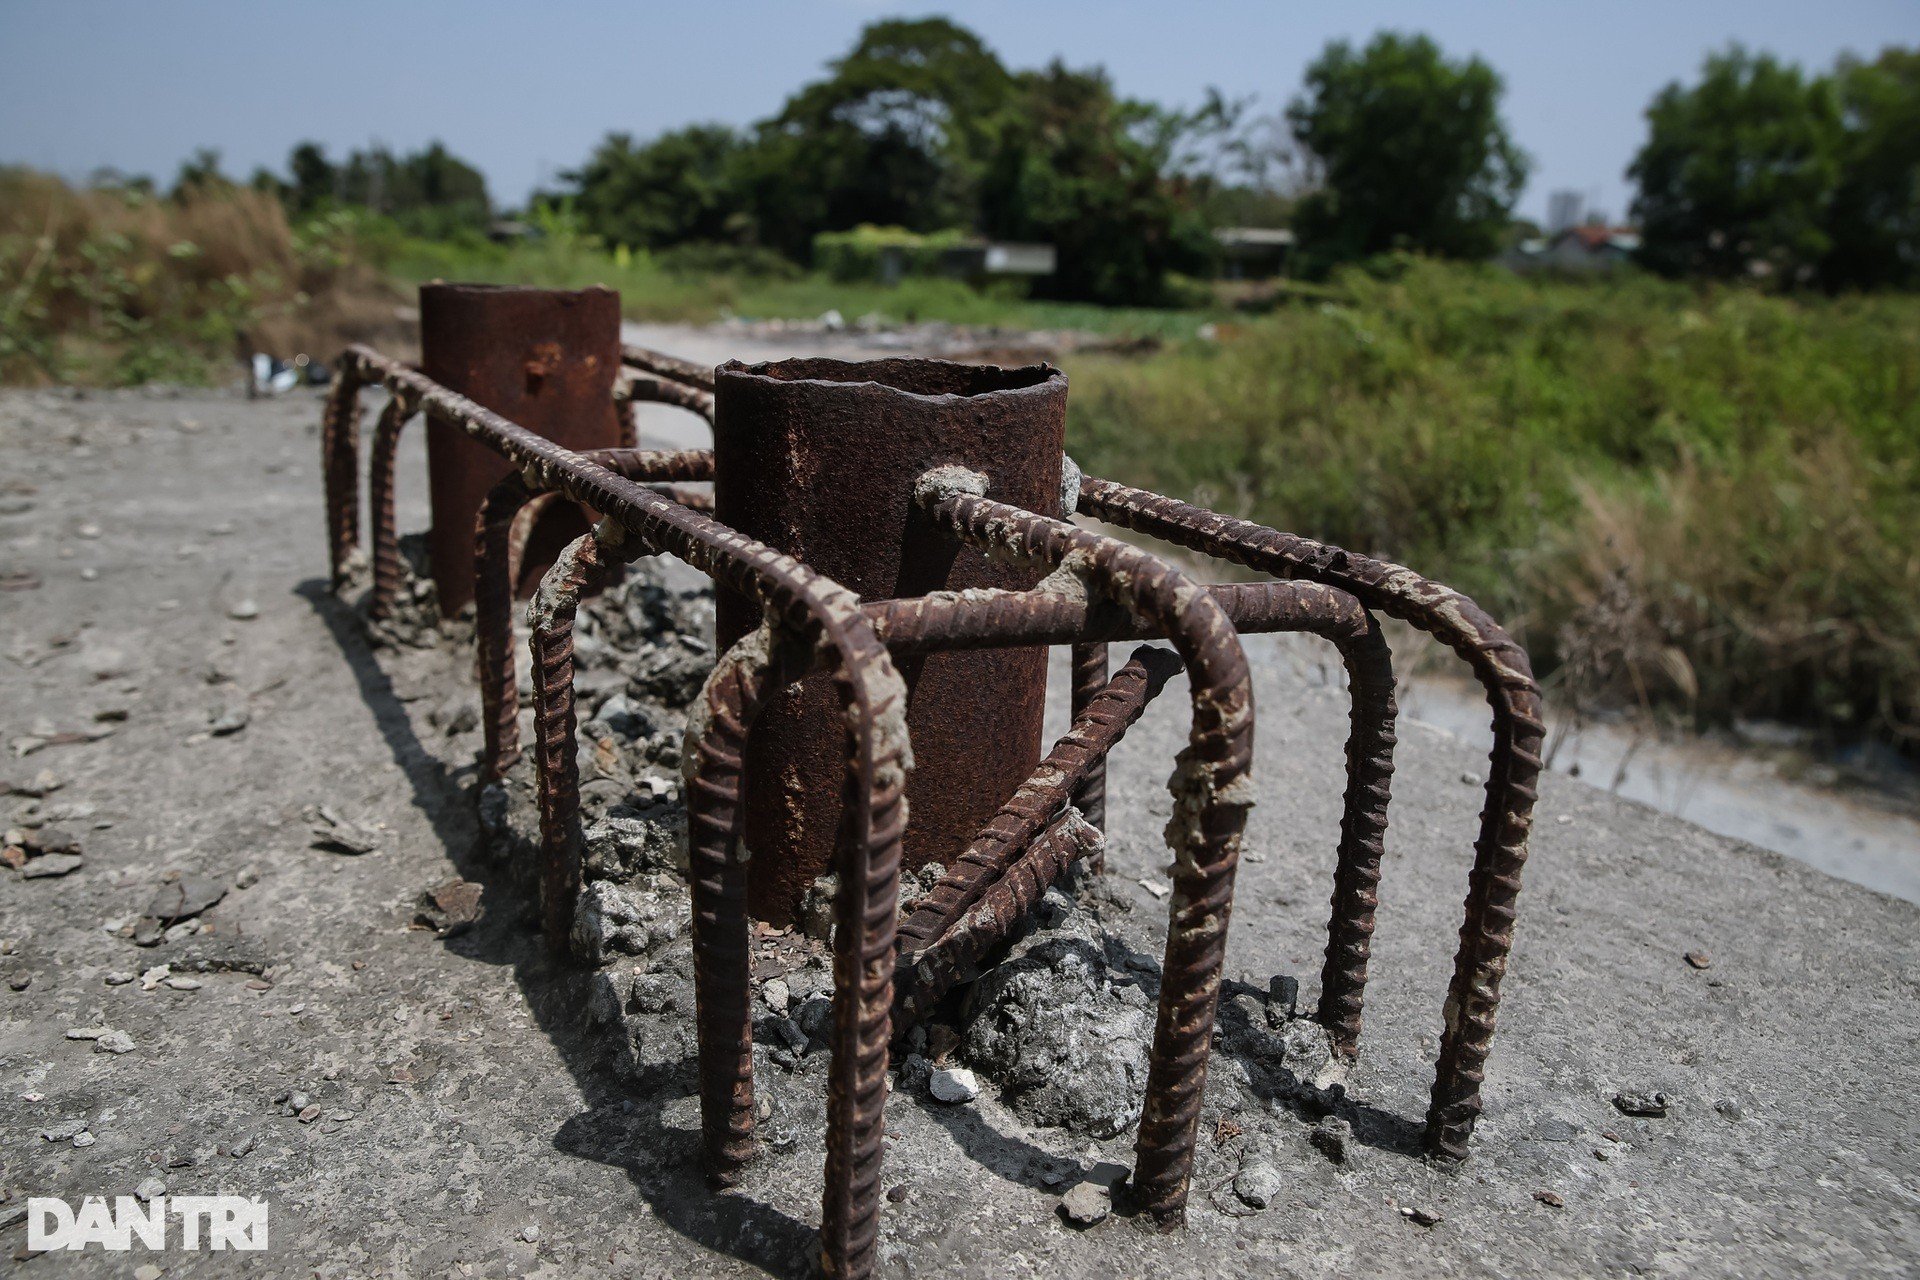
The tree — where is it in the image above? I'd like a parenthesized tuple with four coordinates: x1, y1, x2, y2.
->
(978, 62, 1213, 304)
(741, 17, 1014, 257)
(1285, 33, 1529, 269)
(1629, 48, 1842, 282)
(171, 148, 233, 198)
(286, 142, 337, 215)
(559, 126, 746, 250)
(1822, 47, 1920, 289)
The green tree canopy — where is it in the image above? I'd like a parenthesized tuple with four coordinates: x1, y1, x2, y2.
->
(1823, 47, 1920, 289)
(558, 125, 746, 250)
(978, 62, 1214, 304)
(1285, 32, 1529, 268)
(1629, 47, 1843, 282)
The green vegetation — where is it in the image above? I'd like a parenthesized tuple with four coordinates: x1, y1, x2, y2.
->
(386, 216, 1213, 338)
(1069, 258, 1920, 743)
(1632, 45, 1920, 288)
(0, 167, 401, 385)
(1286, 33, 1529, 271)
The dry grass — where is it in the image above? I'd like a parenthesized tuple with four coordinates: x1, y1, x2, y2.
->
(1, 168, 404, 384)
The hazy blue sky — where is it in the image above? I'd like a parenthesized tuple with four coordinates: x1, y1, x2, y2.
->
(3, 1, 1915, 224)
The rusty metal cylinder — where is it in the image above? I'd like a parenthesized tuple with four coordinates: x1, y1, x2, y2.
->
(418, 283, 624, 615)
(713, 357, 1067, 925)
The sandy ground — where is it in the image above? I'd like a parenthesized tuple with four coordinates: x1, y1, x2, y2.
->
(2, 362, 1917, 1279)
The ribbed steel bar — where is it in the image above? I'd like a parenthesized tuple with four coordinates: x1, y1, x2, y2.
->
(682, 622, 804, 1186)
(526, 532, 629, 948)
(1070, 641, 1109, 845)
(474, 448, 714, 781)
(366, 391, 420, 621)
(338, 345, 905, 1280)
(898, 808, 1102, 1024)
(894, 646, 1182, 1026)
(1075, 475, 1542, 1162)
(913, 467, 1253, 1227)
(321, 365, 367, 589)
(894, 645, 1182, 957)
(618, 367, 717, 421)
(869, 579, 1398, 1058)
(621, 343, 717, 392)
(863, 581, 1358, 650)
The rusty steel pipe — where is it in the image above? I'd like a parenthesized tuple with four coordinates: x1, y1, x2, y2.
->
(1075, 476, 1541, 1162)
(417, 284, 626, 616)
(618, 367, 716, 421)
(913, 468, 1253, 1227)
(338, 344, 907, 1280)
(474, 448, 714, 781)
(712, 358, 1067, 926)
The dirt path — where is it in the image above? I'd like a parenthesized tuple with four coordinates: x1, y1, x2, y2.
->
(1, 379, 1916, 1278)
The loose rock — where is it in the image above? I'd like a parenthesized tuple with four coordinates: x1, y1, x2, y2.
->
(1613, 1090, 1670, 1118)
(1058, 1180, 1110, 1227)
(1234, 1160, 1283, 1210)
(928, 1066, 980, 1104)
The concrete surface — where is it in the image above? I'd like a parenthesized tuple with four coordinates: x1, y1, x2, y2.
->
(1, 379, 1916, 1279)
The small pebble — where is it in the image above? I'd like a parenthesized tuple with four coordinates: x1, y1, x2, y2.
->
(762, 977, 791, 1014)
(521, 1225, 541, 1243)
(1233, 1161, 1282, 1210)
(227, 599, 260, 620)
(104, 971, 135, 986)
(1058, 1180, 1110, 1227)
(1684, 950, 1711, 970)
(163, 976, 203, 991)
(1612, 1090, 1669, 1118)
(134, 1176, 166, 1202)
(297, 1105, 322, 1124)
(1400, 1204, 1442, 1227)
(1534, 1189, 1565, 1208)
(928, 1066, 979, 1104)
(71, 1131, 96, 1148)
(135, 1265, 161, 1280)
(95, 1030, 135, 1054)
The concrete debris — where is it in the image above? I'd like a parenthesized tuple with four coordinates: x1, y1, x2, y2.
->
(414, 878, 483, 937)
(961, 896, 1155, 1139)
(21, 852, 83, 878)
(95, 1030, 135, 1054)
(1309, 1116, 1353, 1164)
(1400, 1204, 1443, 1228)
(1234, 1160, 1283, 1210)
(1613, 1090, 1670, 1117)
(928, 1067, 980, 1105)
(309, 805, 381, 855)
(571, 877, 689, 965)
(1058, 1180, 1111, 1227)
(131, 874, 227, 945)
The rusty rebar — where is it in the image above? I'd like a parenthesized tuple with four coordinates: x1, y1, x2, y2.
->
(527, 531, 631, 948)
(366, 392, 420, 621)
(682, 622, 803, 1185)
(321, 366, 366, 589)
(894, 645, 1182, 958)
(622, 343, 717, 392)
(893, 646, 1182, 1026)
(474, 448, 714, 781)
(618, 367, 717, 421)
(869, 579, 1398, 1060)
(338, 345, 906, 1280)
(1075, 476, 1541, 1162)
(913, 467, 1253, 1227)
(1070, 641, 1109, 844)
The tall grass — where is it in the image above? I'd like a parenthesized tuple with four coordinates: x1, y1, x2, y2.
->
(1069, 258, 1920, 743)
(388, 228, 1213, 340)
(0, 168, 402, 384)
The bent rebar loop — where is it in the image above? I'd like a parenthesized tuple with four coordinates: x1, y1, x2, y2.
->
(1076, 476, 1543, 1163)
(337, 346, 905, 1280)
(911, 464, 1252, 1228)
(474, 447, 713, 781)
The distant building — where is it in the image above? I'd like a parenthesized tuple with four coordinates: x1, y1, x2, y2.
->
(1214, 226, 1296, 279)
(1546, 190, 1585, 235)
(1501, 225, 1641, 274)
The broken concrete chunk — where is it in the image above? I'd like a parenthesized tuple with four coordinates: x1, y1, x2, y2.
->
(21, 852, 83, 878)
(928, 1067, 980, 1105)
(1234, 1160, 1283, 1210)
(415, 878, 483, 937)
(309, 805, 381, 855)
(1057, 1180, 1110, 1227)
(1613, 1090, 1670, 1118)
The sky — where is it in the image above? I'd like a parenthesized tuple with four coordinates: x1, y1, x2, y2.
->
(2, 0, 1915, 226)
